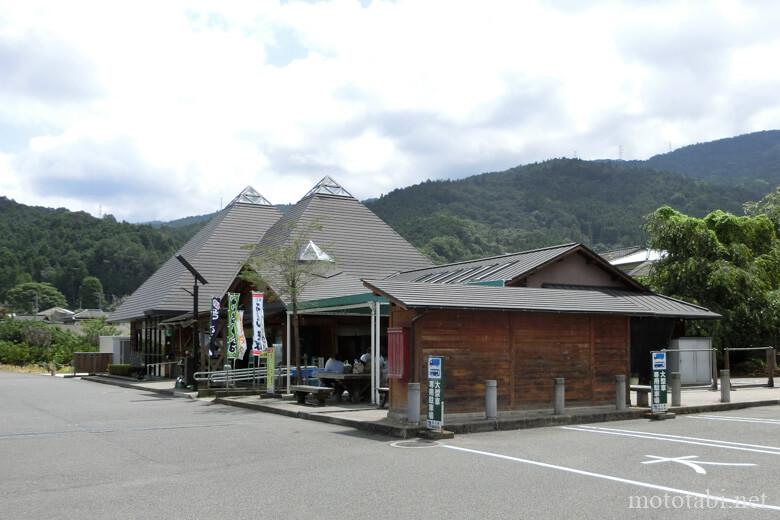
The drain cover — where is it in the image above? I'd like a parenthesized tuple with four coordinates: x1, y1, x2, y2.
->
(389, 439, 440, 449)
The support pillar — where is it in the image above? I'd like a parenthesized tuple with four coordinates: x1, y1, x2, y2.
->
(286, 312, 291, 394)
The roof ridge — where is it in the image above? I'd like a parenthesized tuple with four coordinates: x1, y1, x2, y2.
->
(393, 243, 579, 275)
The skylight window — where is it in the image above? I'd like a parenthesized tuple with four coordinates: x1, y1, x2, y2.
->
(298, 240, 333, 262)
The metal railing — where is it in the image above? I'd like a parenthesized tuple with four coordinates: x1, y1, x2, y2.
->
(723, 346, 776, 388)
(146, 361, 178, 378)
(193, 365, 320, 389)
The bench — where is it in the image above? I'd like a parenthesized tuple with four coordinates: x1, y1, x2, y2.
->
(630, 385, 651, 407)
(290, 385, 333, 406)
(378, 387, 389, 409)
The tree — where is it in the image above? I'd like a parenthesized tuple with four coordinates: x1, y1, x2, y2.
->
(644, 205, 780, 349)
(6, 282, 67, 313)
(79, 276, 104, 309)
(240, 222, 331, 384)
(80, 317, 118, 347)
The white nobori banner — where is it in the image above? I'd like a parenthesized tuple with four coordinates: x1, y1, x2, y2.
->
(251, 291, 268, 356)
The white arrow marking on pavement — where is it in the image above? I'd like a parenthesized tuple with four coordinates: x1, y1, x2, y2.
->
(641, 455, 756, 475)
(442, 445, 780, 511)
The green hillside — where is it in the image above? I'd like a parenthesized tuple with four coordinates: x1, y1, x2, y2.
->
(366, 159, 756, 263)
(640, 130, 780, 195)
(0, 197, 201, 308)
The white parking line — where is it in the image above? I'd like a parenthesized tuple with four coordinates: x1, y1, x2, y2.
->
(442, 445, 780, 511)
(689, 415, 780, 425)
(560, 425, 780, 455)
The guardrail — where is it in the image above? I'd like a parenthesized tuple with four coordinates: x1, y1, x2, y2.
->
(194, 365, 320, 389)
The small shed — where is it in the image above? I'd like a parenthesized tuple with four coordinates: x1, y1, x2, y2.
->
(364, 254, 719, 418)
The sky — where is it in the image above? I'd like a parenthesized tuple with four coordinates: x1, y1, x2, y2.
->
(1, 0, 779, 222)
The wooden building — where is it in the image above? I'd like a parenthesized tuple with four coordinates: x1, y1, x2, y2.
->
(363, 244, 719, 418)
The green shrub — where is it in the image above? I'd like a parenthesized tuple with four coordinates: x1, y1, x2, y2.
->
(0, 340, 30, 365)
(108, 364, 133, 377)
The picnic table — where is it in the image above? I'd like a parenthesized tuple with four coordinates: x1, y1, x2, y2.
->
(316, 372, 371, 403)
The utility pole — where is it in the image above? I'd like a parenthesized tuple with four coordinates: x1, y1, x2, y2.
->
(175, 254, 208, 386)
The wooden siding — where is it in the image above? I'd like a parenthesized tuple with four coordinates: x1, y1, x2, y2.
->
(388, 306, 629, 415)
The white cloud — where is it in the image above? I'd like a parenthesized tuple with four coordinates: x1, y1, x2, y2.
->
(1, 0, 779, 221)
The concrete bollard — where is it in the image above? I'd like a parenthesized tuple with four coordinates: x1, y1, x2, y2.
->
(671, 372, 681, 407)
(615, 375, 627, 411)
(720, 369, 731, 403)
(485, 380, 497, 420)
(407, 382, 420, 424)
(553, 377, 565, 415)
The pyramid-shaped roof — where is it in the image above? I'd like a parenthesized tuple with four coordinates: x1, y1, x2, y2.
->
(301, 176, 353, 199)
(109, 187, 282, 322)
(255, 177, 433, 305)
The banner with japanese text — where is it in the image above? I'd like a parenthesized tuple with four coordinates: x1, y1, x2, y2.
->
(251, 291, 268, 356)
(208, 296, 220, 358)
(226, 293, 239, 359)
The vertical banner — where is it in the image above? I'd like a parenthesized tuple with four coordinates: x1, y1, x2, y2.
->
(226, 293, 239, 359)
(251, 291, 268, 356)
(236, 310, 248, 359)
(208, 296, 220, 358)
(651, 351, 668, 413)
(266, 346, 276, 393)
(426, 356, 444, 430)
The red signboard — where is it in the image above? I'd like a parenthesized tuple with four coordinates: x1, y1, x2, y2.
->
(387, 327, 409, 380)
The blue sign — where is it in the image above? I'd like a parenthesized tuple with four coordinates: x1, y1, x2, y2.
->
(652, 352, 667, 370)
(428, 356, 442, 380)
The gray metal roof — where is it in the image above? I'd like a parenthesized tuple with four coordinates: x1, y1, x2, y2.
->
(254, 178, 433, 305)
(109, 190, 281, 322)
(388, 243, 580, 284)
(363, 279, 720, 319)
(599, 245, 643, 262)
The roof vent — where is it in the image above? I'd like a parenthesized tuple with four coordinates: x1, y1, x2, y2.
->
(298, 240, 333, 262)
(302, 176, 353, 199)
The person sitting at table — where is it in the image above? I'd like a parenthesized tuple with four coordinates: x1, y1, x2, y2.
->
(323, 356, 343, 373)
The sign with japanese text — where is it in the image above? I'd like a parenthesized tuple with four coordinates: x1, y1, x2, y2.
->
(651, 351, 668, 413)
(251, 291, 268, 356)
(226, 293, 239, 359)
(427, 356, 444, 430)
(208, 296, 220, 358)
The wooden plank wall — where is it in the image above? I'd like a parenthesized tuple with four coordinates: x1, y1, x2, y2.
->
(387, 306, 629, 415)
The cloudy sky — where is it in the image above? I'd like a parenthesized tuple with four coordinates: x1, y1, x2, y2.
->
(1, 0, 779, 222)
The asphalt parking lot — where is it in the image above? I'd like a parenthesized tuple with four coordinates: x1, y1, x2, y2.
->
(2, 371, 779, 519)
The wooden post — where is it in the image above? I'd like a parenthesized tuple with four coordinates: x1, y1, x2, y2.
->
(767, 347, 775, 388)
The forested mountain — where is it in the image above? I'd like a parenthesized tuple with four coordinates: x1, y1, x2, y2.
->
(3, 131, 779, 302)
(366, 159, 755, 263)
(0, 197, 202, 307)
(638, 130, 780, 195)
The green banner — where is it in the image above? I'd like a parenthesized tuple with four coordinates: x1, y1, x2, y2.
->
(226, 293, 239, 360)
(265, 347, 275, 393)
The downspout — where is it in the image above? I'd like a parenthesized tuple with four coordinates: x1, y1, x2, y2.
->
(410, 311, 428, 383)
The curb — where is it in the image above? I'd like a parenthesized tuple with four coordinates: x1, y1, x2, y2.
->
(81, 376, 197, 399)
(213, 397, 420, 439)
(213, 396, 780, 438)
